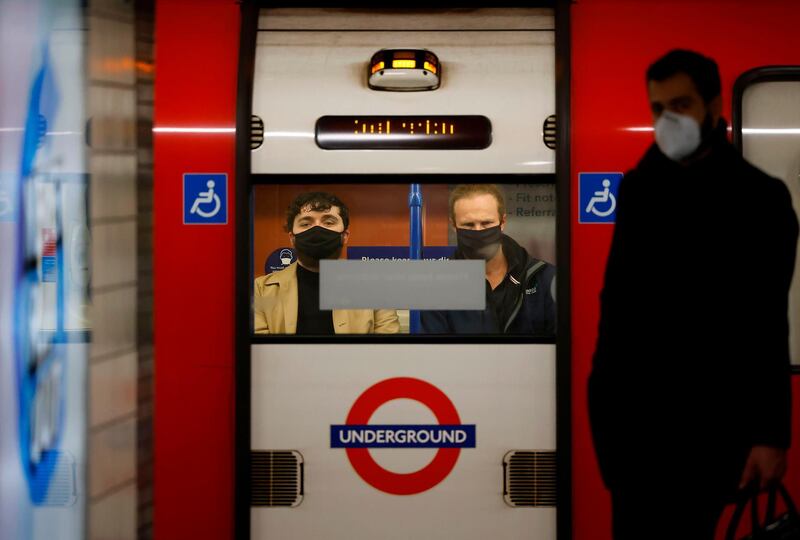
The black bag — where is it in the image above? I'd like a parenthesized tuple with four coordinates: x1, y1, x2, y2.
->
(725, 484, 800, 539)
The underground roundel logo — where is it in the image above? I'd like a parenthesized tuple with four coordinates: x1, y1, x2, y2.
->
(330, 377, 476, 495)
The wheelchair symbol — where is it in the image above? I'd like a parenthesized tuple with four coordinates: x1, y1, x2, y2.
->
(584, 179, 617, 217)
(190, 180, 221, 219)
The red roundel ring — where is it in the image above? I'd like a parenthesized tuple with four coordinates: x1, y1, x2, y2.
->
(345, 377, 461, 495)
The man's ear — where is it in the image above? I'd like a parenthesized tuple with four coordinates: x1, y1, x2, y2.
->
(289, 233, 296, 248)
(500, 214, 507, 231)
(342, 229, 350, 245)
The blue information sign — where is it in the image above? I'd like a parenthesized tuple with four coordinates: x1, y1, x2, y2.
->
(183, 173, 227, 224)
(579, 172, 623, 224)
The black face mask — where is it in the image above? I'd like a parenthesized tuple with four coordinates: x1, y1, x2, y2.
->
(456, 225, 502, 260)
(293, 226, 343, 261)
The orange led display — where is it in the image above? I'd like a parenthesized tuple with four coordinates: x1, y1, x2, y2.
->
(315, 116, 490, 150)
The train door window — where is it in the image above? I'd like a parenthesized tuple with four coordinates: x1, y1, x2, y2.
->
(738, 69, 800, 367)
(251, 182, 556, 336)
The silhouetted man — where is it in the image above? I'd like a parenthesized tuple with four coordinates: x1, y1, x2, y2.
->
(588, 49, 798, 539)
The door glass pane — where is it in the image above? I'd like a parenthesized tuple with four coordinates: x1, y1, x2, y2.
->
(742, 80, 800, 365)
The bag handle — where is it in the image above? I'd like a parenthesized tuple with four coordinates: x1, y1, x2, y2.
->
(725, 486, 764, 540)
(725, 483, 799, 540)
(773, 483, 800, 519)
(764, 487, 777, 524)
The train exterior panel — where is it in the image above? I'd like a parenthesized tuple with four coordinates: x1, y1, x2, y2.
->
(251, 345, 555, 539)
(249, 8, 558, 539)
(252, 9, 554, 174)
(151, 1, 800, 539)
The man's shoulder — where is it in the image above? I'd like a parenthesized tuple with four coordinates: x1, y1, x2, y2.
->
(525, 256, 554, 269)
(254, 274, 278, 296)
(622, 160, 658, 189)
(716, 153, 793, 227)
(254, 263, 297, 293)
(627, 143, 665, 177)
(523, 257, 556, 284)
(737, 155, 790, 197)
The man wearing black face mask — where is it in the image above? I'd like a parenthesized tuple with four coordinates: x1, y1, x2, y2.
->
(420, 184, 556, 335)
(253, 192, 400, 334)
(588, 50, 798, 539)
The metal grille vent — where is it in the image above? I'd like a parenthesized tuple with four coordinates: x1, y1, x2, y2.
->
(40, 451, 77, 506)
(251, 115, 264, 150)
(251, 450, 303, 507)
(542, 114, 557, 150)
(503, 450, 556, 507)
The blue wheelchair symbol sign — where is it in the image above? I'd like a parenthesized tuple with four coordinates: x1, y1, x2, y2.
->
(579, 172, 623, 223)
(184, 173, 227, 224)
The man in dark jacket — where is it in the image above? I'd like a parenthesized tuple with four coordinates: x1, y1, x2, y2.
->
(588, 49, 798, 539)
(420, 184, 556, 335)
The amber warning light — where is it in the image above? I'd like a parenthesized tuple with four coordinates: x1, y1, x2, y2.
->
(315, 116, 492, 150)
(368, 49, 440, 91)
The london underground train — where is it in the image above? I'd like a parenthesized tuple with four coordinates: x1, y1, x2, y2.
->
(151, 2, 800, 540)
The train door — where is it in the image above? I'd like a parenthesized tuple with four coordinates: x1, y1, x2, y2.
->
(734, 67, 800, 368)
(238, 7, 565, 539)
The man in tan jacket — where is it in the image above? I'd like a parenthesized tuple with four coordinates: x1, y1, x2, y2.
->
(254, 191, 400, 334)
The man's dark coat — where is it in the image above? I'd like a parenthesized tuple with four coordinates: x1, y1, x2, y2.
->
(420, 234, 556, 335)
(589, 122, 798, 497)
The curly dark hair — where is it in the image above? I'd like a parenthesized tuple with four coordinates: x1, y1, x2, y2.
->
(285, 191, 350, 232)
(646, 49, 721, 104)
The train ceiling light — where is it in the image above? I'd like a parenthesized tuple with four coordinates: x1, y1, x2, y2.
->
(368, 49, 440, 91)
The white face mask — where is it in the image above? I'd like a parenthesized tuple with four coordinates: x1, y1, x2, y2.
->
(654, 110, 701, 161)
